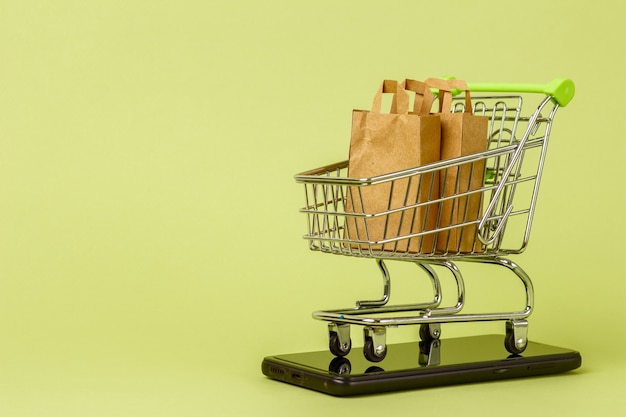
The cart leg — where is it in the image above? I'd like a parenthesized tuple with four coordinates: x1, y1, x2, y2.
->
(467, 257, 534, 317)
(416, 262, 442, 308)
(505, 319, 528, 355)
(363, 326, 387, 362)
(328, 323, 351, 357)
(421, 259, 465, 316)
(356, 259, 390, 308)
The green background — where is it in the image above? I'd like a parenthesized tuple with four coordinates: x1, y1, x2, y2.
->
(0, 0, 624, 415)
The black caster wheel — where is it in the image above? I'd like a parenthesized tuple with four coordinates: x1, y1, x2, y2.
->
(363, 336, 387, 362)
(504, 330, 527, 355)
(419, 323, 441, 342)
(329, 331, 352, 357)
(329, 357, 352, 375)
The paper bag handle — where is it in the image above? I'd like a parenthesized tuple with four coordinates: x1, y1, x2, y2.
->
(425, 78, 473, 115)
(401, 79, 436, 115)
(371, 80, 410, 115)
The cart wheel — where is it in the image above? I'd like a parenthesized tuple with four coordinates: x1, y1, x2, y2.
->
(419, 323, 441, 342)
(363, 336, 387, 362)
(504, 330, 527, 355)
(329, 331, 352, 357)
(329, 357, 351, 375)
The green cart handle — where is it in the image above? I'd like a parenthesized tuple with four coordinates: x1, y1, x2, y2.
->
(466, 78, 575, 107)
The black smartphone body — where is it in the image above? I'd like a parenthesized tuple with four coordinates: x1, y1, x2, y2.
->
(262, 334, 581, 396)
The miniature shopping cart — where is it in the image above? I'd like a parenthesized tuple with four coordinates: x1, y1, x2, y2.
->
(294, 79, 575, 362)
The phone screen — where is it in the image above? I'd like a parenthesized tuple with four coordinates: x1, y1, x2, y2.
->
(273, 334, 574, 375)
(262, 335, 581, 395)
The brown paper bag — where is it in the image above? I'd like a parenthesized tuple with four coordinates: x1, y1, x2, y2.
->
(425, 78, 489, 253)
(345, 80, 440, 253)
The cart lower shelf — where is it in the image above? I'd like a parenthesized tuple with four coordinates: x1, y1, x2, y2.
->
(314, 257, 533, 362)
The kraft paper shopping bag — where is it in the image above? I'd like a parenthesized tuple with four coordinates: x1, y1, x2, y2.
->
(345, 80, 440, 253)
(425, 78, 489, 253)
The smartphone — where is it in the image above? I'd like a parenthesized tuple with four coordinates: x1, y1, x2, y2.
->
(262, 334, 581, 396)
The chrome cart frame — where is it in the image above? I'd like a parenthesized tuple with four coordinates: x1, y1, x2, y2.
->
(294, 80, 574, 362)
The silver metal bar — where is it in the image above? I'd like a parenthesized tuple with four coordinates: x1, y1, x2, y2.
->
(423, 260, 464, 316)
(519, 104, 559, 252)
(478, 96, 553, 244)
(356, 259, 391, 308)
(312, 310, 530, 327)
(295, 137, 546, 187)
